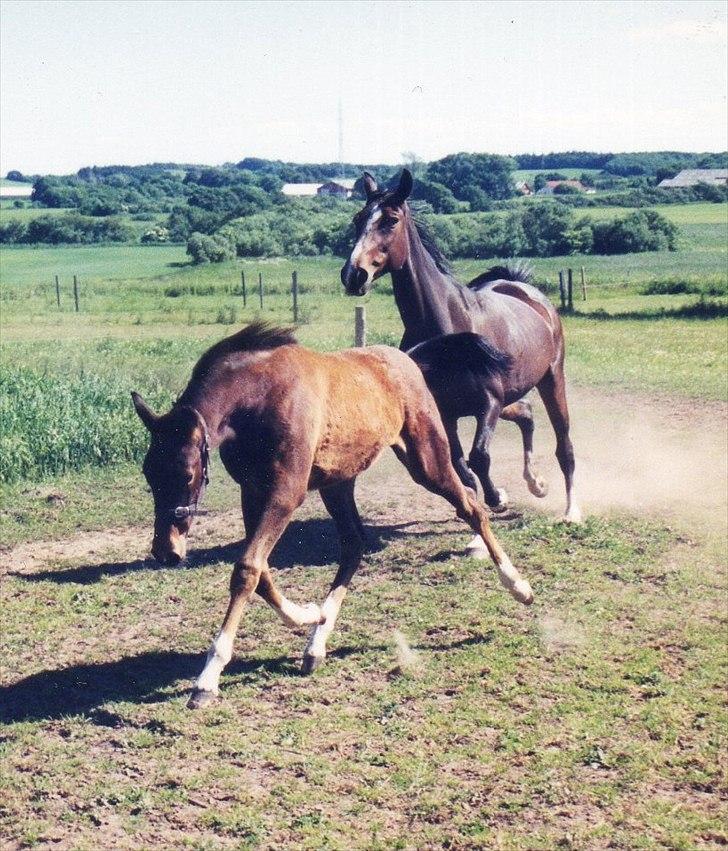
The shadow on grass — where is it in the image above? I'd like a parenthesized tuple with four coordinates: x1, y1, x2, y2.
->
(0, 633, 495, 725)
(10, 517, 456, 586)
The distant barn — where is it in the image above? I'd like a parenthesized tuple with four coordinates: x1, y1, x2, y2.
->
(658, 169, 728, 188)
(281, 178, 356, 198)
(536, 179, 595, 195)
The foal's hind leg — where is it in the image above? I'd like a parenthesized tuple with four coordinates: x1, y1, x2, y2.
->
(500, 399, 548, 498)
(302, 479, 365, 674)
(442, 415, 480, 493)
(394, 410, 533, 605)
(189, 480, 322, 708)
(537, 366, 581, 523)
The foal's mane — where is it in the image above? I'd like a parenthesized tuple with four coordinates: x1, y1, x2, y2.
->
(190, 322, 297, 383)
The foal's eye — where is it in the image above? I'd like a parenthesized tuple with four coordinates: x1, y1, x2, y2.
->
(381, 217, 398, 230)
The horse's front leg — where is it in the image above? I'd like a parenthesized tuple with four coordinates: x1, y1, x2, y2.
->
(189, 484, 320, 708)
(302, 480, 364, 673)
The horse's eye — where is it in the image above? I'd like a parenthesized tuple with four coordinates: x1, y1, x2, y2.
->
(381, 217, 397, 230)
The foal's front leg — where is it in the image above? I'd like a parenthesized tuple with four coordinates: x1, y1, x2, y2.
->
(189, 487, 321, 708)
(302, 480, 365, 673)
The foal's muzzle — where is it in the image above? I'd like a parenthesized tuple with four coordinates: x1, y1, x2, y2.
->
(341, 262, 370, 296)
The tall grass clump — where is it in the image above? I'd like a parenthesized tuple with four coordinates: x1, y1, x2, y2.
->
(0, 365, 167, 483)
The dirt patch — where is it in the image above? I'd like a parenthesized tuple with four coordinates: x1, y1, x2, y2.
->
(2, 384, 725, 576)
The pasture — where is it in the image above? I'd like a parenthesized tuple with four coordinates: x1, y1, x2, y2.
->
(1, 203, 727, 849)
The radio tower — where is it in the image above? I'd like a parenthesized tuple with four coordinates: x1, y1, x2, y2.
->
(337, 98, 344, 177)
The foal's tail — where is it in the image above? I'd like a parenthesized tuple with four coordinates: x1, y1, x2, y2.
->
(407, 333, 511, 376)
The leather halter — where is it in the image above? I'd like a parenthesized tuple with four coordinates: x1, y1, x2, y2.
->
(168, 414, 211, 520)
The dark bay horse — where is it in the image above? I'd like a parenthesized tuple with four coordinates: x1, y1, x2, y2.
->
(132, 323, 533, 708)
(341, 169, 581, 540)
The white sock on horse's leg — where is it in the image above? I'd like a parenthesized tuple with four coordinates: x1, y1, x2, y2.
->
(196, 631, 233, 695)
(303, 588, 346, 668)
(275, 595, 322, 629)
(523, 450, 548, 498)
(563, 480, 582, 523)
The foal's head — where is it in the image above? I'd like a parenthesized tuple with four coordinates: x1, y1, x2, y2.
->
(132, 393, 210, 566)
(341, 169, 413, 296)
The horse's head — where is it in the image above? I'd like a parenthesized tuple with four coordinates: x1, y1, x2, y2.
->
(132, 393, 210, 566)
(341, 169, 413, 296)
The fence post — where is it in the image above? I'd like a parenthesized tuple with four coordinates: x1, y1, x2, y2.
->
(292, 270, 299, 323)
(567, 268, 574, 313)
(258, 272, 263, 309)
(55, 275, 60, 309)
(354, 305, 366, 347)
(581, 266, 587, 301)
(73, 275, 80, 312)
(558, 271, 566, 311)
(241, 270, 247, 307)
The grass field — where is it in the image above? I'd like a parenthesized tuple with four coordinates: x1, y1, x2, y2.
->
(1, 200, 726, 850)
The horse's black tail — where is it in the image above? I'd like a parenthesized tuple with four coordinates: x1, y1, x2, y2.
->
(407, 333, 512, 376)
(468, 260, 534, 291)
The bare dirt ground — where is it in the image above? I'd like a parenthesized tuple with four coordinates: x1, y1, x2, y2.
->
(3, 384, 726, 576)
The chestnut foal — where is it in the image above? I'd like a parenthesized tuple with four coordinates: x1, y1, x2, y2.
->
(132, 323, 533, 708)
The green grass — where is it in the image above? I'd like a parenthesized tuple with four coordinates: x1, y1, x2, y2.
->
(573, 202, 728, 226)
(1, 503, 725, 849)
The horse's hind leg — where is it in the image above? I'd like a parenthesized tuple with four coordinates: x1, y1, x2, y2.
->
(537, 366, 581, 523)
(500, 399, 548, 498)
(469, 404, 508, 511)
(442, 415, 480, 493)
(302, 479, 365, 674)
(394, 409, 533, 605)
(189, 479, 322, 708)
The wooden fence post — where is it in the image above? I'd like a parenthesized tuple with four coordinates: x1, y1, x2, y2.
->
(354, 305, 366, 347)
(581, 266, 587, 301)
(558, 271, 566, 311)
(241, 270, 247, 307)
(258, 272, 263, 309)
(567, 268, 574, 313)
(292, 271, 299, 323)
(55, 275, 60, 309)
(73, 275, 80, 313)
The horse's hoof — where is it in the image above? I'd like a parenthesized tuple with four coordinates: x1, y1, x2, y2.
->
(465, 535, 488, 560)
(301, 653, 324, 675)
(512, 579, 534, 605)
(187, 689, 219, 709)
(562, 506, 583, 524)
(527, 477, 549, 498)
(489, 488, 509, 513)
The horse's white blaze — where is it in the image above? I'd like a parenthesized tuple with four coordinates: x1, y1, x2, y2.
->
(350, 208, 382, 266)
(196, 631, 233, 694)
(276, 596, 322, 629)
(304, 593, 343, 660)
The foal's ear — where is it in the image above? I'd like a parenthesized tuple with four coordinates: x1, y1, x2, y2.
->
(131, 391, 159, 431)
(362, 171, 378, 201)
(390, 168, 413, 205)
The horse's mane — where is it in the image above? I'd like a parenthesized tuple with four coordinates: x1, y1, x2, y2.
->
(190, 322, 297, 383)
(410, 211, 453, 276)
(467, 260, 534, 290)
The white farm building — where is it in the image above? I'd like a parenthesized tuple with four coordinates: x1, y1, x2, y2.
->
(281, 178, 356, 198)
(658, 169, 727, 188)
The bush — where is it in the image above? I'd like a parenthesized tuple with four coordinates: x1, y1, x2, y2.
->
(186, 232, 236, 263)
(0, 213, 135, 245)
(591, 210, 677, 254)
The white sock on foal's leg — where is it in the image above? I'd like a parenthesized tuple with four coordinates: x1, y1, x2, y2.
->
(196, 631, 233, 695)
(302, 589, 346, 672)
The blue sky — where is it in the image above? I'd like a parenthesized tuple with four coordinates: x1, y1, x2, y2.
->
(1, 0, 726, 174)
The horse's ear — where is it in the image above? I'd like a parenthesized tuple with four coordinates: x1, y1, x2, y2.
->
(362, 172, 378, 201)
(391, 169, 413, 205)
(131, 391, 159, 431)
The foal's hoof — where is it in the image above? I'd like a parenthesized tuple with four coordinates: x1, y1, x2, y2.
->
(465, 535, 488, 560)
(301, 653, 325, 675)
(500, 577, 534, 606)
(527, 476, 549, 499)
(187, 689, 219, 709)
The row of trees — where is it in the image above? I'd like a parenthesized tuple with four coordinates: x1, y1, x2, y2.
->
(0, 214, 134, 245)
(185, 200, 677, 263)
